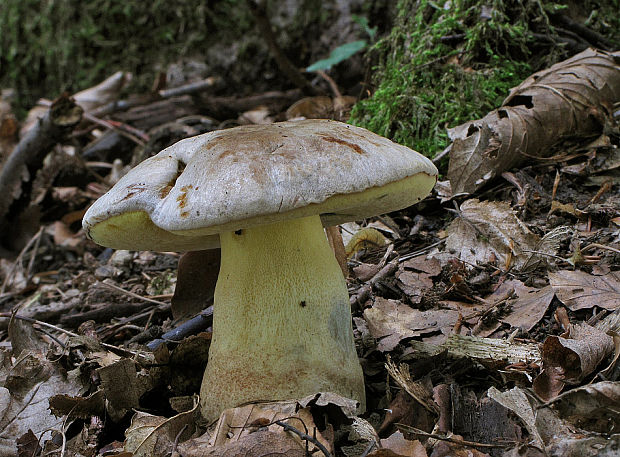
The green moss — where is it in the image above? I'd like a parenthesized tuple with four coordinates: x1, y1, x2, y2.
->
(0, 0, 248, 116)
(349, 0, 610, 159)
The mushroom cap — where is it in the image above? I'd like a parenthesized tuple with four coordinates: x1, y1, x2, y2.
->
(83, 119, 438, 251)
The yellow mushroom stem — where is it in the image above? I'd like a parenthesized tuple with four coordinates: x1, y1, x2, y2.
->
(199, 214, 365, 420)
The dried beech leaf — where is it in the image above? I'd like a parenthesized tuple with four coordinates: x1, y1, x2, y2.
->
(179, 401, 328, 456)
(378, 431, 427, 457)
(182, 430, 305, 457)
(442, 199, 539, 269)
(97, 358, 147, 421)
(363, 297, 460, 351)
(533, 323, 614, 401)
(448, 48, 620, 194)
(124, 403, 197, 457)
(546, 381, 620, 434)
(49, 389, 106, 419)
(502, 284, 555, 332)
(549, 270, 620, 311)
(0, 350, 84, 455)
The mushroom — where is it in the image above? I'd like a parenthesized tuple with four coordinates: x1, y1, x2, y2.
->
(82, 119, 438, 420)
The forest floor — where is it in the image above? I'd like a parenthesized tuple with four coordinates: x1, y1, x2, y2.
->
(0, 20, 619, 457)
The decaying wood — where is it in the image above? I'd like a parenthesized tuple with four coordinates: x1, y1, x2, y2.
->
(409, 334, 542, 366)
(386, 357, 439, 415)
(448, 48, 620, 195)
(350, 260, 399, 307)
(158, 76, 221, 98)
(197, 89, 303, 120)
(0, 94, 82, 236)
(114, 95, 199, 131)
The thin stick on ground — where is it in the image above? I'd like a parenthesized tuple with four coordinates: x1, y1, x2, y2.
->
(0, 312, 152, 362)
(98, 281, 170, 306)
(396, 423, 514, 449)
(275, 420, 332, 457)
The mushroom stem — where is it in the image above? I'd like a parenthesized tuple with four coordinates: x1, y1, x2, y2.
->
(200, 214, 365, 420)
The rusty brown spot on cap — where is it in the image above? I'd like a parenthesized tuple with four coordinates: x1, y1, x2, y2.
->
(121, 183, 146, 201)
(177, 185, 193, 209)
(160, 161, 186, 199)
(319, 134, 364, 154)
(217, 150, 236, 160)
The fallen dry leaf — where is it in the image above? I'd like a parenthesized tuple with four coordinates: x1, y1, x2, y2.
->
(533, 323, 614, 401)
(0, 349, 84, 456)
(172, 249, 220, 319)
(400, 256, 442, 277)
(441, 199, 539, 270)
(124, 402, 197, 457)
(363, 297, 460, 351)
(448, 48, 620, 194)
(500, 283, 555, 332)
(378, 431, 427, 457)
(549, 270, 620, 311)
(546, 381, 620, 434)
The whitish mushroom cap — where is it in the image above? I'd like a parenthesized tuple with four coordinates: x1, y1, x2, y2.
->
(83, 119, 438, 251)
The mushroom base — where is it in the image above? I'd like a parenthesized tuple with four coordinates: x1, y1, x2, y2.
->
(200, 215, 365, 420)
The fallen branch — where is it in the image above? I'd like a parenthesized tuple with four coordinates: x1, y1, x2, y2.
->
(0, 94, 82, 223)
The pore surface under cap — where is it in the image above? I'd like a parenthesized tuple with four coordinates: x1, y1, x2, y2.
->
(83, 119, 437, 250)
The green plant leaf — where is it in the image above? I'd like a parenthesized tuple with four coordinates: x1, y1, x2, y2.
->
(306, 40, 367, 72)
(352, 14, 377, 40)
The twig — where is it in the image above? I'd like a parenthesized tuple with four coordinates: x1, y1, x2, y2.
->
(37, 98, 149, 145)
(316, 70, 342, 98)
(398, 240, 443, 262)
(172, 424, 188, 452)
(0, 94, 82, 222)
(432, 144, 451, 163)
(359, 441, 377, 457)
(98, 281, 169, 306)
(0, 312, 151, 362)
(275, 420, 332, 457)
(582, 243, 620, 255)
(349, 259, 399, 306)
(146, 307, 213, 350)
(25, 226, 44, 282)
(395, 423, 513, 449)
(83, 112, 149, 145)
(159, 77, 221, 98)
(0, 226, 44, 295)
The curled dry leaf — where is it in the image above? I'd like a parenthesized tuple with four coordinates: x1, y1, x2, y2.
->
(179, 400, 334, 457)
(549, 270, 620, 311)
(441, 199, 539, 270)
(546, 381, 620, 434)
(448, 48, 620, 195)
(345, 227, 387, 258)
(124, 402, 198, 457)
(533, 323, 615, 401)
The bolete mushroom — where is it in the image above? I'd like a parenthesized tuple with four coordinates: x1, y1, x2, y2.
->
(82, 119, 438, 420)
